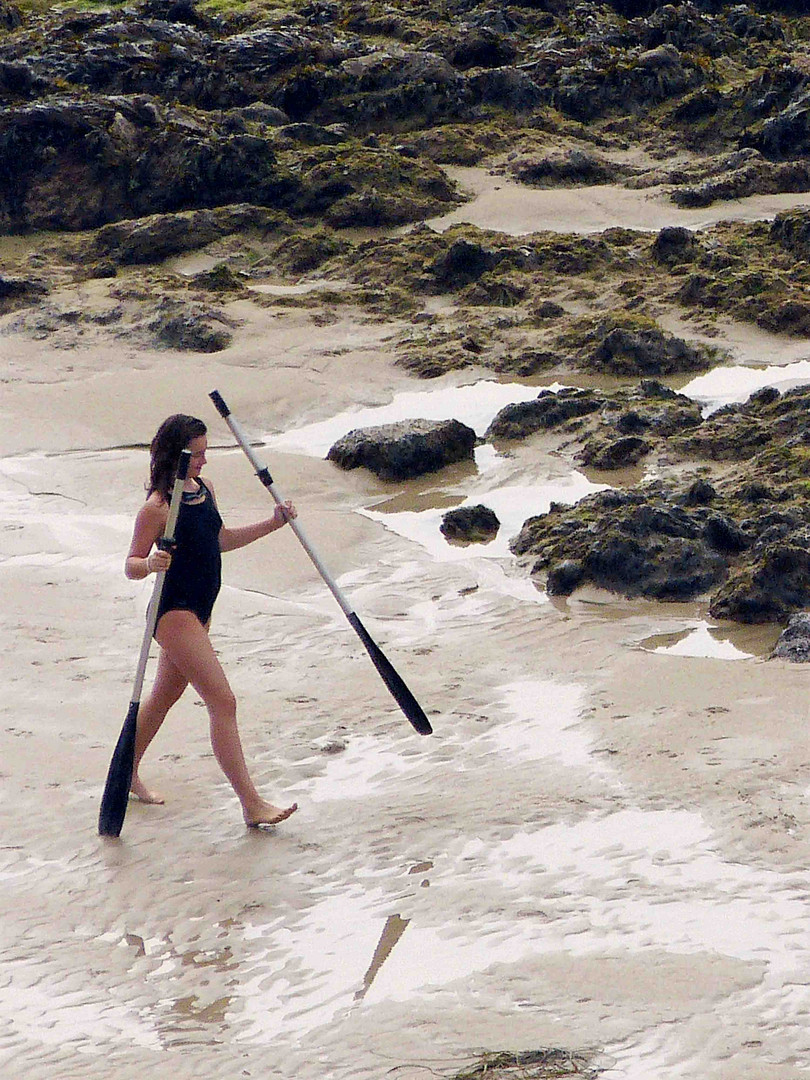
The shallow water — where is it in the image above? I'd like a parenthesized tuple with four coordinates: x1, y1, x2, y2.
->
(681, 358, 810, 414)
(639, 621, 756, 661)
(264, 378, 550, 454)
(361, 473, 605, 562)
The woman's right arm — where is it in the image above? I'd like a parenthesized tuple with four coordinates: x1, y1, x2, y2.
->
(125, 501, 170, 580)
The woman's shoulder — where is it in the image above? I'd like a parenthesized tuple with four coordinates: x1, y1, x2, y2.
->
(138, 492, 169, 522)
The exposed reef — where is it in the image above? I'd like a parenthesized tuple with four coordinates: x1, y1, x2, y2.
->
(3, 0, 810, 627)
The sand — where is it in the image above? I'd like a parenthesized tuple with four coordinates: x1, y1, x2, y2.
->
(2, 180, 810, 1080)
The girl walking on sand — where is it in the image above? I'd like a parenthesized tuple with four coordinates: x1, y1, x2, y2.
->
(125, 413, 298, 828)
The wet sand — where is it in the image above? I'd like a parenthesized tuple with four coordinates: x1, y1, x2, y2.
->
(2, 181, 810, 1080)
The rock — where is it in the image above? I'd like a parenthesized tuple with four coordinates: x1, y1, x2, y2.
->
(771, 613, 810, 662)
(586, 325, 710, 377)
(440, 504, 500, 543)
(579, 434, 651, 470)
(710, 540, 810, 624)
(151, 309, 233, 352)
(485, 389, 603, 441)
(652, 226, 699, 266)
(702, 514, 749, 555)
(546, 559, 585, 596)
(189, 264, 248, 293)
(430, 239, 497, 288)
(327, 418, 476, 481)
(0, 97, 301, 232)
(746, 89, 810, 159)
(0, 274, 48, 312)
(682, 479, 717, 506)
(91, 205, 290, 265)
(510, 486, 729, 603)
(0, 2, 21, 31)
(276, 122, 345, 146)
(770, 207, 810, 258)
(512, 148, 636, 187)
(138, 0, 206, 27)
(466, 66, 542, 111)
(269, 228, 350, 273)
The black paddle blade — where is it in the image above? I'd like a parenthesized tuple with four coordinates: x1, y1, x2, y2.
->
(98, 701, 138, 836)
(347, 613, 432, 735)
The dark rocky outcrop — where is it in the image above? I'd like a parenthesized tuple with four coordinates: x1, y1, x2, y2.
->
(710, 539, 810, 623)
(582, 324, 713, 377)
(440, 504, 500, 543)
(0, 96, 301, 232)
(0, 273, 47, 313)
(327, 418, 476, 480)
(651, 225, 701, 266)
(90, 205, 292, 266)
(511, 486, 729, 603)
(771, 613, 810, 662)
(485, 388, 603, 442)
(149, 302, 234, 351)
(485, 382, 702, 459)
(504, 383, 810, 622)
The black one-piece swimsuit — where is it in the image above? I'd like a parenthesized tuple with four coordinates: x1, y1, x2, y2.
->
(156, 479, 223, 628)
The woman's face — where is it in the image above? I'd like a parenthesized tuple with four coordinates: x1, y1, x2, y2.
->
(187, 435, 208, 479)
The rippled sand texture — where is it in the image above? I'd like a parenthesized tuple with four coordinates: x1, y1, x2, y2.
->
(2, 180, 810, 1080)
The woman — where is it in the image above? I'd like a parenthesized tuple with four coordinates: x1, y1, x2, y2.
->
(125, 413, 298, 828)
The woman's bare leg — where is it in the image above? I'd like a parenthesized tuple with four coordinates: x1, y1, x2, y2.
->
(155, 610, 297, 826)
(131, 645, 188, 804)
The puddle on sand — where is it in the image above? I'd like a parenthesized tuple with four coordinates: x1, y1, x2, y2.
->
(638, 621, 759, 661)
(360, 472, 606, 562)
(232, 885, 541, 1045)
(482, 679, 613, 774)
(264, 379, 547, 455)
(681, 358, 810, 415)
(0, 957, 160, 1052)
(231, 806, 810, 1051)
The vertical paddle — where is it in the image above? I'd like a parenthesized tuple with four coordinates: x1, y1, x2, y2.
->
(98, 448, 191, 837)
(209, 390, 433, 736)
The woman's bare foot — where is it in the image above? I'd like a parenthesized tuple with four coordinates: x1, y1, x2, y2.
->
(130, 776, 165, 805)
(243, 799, 298, 828)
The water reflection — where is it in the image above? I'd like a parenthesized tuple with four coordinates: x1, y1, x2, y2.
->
(361, 473, 605, 562)
(483, 679, 611, 773)
(681, 359, 810, 415)
(354, 914, 410, 1001)
(265, 380, 552, 455)
(640, 621, 754, 661)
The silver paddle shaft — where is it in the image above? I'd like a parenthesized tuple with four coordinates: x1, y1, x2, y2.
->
(220, 411, 354, 619)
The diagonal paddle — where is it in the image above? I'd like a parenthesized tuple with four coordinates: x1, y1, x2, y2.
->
(98, 448, 191, 837)
(209, 390, 432, 736)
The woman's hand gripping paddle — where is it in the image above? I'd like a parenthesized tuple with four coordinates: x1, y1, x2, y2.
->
(209, 391, 433, 736)
(98, 449, 191, 837)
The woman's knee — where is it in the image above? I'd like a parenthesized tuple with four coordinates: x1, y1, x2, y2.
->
(202, 683, 237, 718)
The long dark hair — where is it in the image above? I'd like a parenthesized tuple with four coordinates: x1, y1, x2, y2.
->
(148, 414, 207, 502)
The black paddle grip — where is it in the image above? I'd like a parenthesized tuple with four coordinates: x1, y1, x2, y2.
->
(348, 613, 432, 735)
(209, 390, 230, 418)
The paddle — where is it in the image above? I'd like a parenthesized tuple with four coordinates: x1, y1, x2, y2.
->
(209, 390, 433, 736)
(98, 448, 192, 836)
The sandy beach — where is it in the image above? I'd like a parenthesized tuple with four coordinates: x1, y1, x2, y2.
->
(3, 177, 810, 1080)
